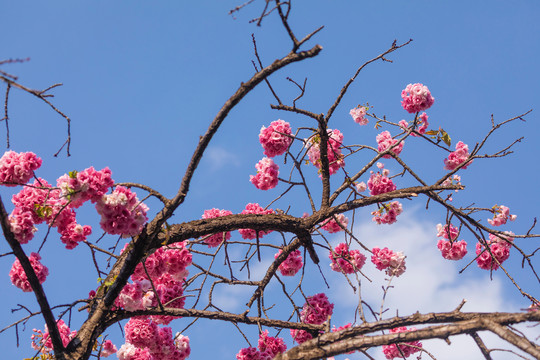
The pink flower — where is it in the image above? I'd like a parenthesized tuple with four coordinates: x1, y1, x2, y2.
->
(307, 129, 345, 176)
(116, 343, 155, 360)
(250, 157, 279, 190)
(100, 340, 118, 357)
(276, 249, 303, 276)
(300, 293, 334, 325)
(488, 205, 516, 226)
(259, 119, 293, 157)
(436, 223, 459, 241)
(174, 334, 191, 360)
(238, 203, 275, 240)
(376, 131, 404, 159)
(320, 214, 348, 233)
(201, 208, 233, 247)
(32, 319, 77, 353)
(355, 181, 367, 192)
(236, 347, 271, 360)
(258, 330, 287, 357)
(12, 178, 63, 224)
(371, 201, 403, 225)
(476, 232, 514, 270)
(95, 186, 149, 238)
(444, 141, 472, 170)
(441, 174, 462, 190)
(437, 239, 468, 260)
(350, 106, 368, 125)
(8, 208, 37, 244)
(124, 317, 160, 352)
(57, 166, 114, 208)
(290, 329, 313, 344)
(401, 83, 435, 113)
(382, 326, 422, 359)
(371, 247, 406, 277)
(9, 252, 49, 292)
(368, 168, 396, 196)
(329, 243, 366, 274)
(0, 151, 42, 186)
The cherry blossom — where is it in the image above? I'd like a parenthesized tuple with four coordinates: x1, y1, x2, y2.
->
(329, 243, 366, 274)
(238, 203, 274, 240)
(320, 214, 348, 233)
(259, 119, 293, 157)
(476, 232, 514, 270)
(401, 83, 434, 113)
(32, 319, 77, 353)
(95, 186, 149, 238)
(0, 150, 42, 186)
(488, 205, 517, 226)
(382, 326, 422, 359)
(275, 249, 303, 276)
(250, 157, 279, 190)
(371, 201, 403, 225)
(368, 167, 396, 196)
(57, 166, 113, 208)
(307, 129, 345, 175)
(257, 330, 287, 357)
(437, 239, 468, 260)
(376, 131, 404, 159)
(300, 293, 334, 325)
(371, 247, 406, 277)
(443, 141, 472, 170)
(9, 252, 49, 292)
(350, 106, 368, 125)
(201, 208, 233, 247)
(436, 223, 459, 240)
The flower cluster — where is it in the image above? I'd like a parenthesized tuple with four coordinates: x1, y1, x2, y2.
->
(329, 243, 366, 274)
(376, 131, 404, 159)
(275, 249, 303, 276)
(117, 242, 191, 324)
(371, 201, 403, 225)
(0, 151, 42, 186)
(401, 83, 435, 113)
(487, 205, 517, 226)
(291, 293, 334, 344)
(238, 203, 274, 240)
(399, 112, 429, 137)
(436, 223, 459, 240)
(100, 340, 118, 358)
(201, 208, 233, 247)
(441, 174, 462, 190)
(371, 247, 406, 277)
(118, 317, 190, 360)
(307, 129, 345, 176)
(368, 165, 396, 196)
(9, 252, 49, 292)
(32, 319, 77, 355)
(382, 327, 422, 359)
(250, 157, 279, 190)
(443, 141, 472, 170)
(320, 214, 348, 233)
(350, 105, 368, 125)
(236, 331, 287, 360)
(57, 166, 113, 208)
(95, 185, 149, 238)
(476, 232, 514, 270)
(259, 119, 293, 157)
(437, 239, 468, 260)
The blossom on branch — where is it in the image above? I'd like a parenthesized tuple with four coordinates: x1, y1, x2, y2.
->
(201, 208, 233, 247)
(259, 119, 293, 157)
(9, 252, 49, 292)
(371, 247, 406, 277)
(487, 205, 517, 226)
(401, 83, 434, 113)
(307, 129, 345, 176)
(320, 214, 349, 233)
(382, 326, 422, 359)
(376, 131, 404, 159)
(238, 203, 274, 240)
(275, 249, 303, 276)
(0, 150, 42, 186)
(250, 157, 279, 190)
(329, 243, 366, 274)
(443, 141, 472, 170)
(350, 105, 368, 125)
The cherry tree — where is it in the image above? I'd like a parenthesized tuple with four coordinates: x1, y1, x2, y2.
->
(1, 1, 539, 360)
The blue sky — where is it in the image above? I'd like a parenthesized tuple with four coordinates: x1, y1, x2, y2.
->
(1, 1, 539, 359)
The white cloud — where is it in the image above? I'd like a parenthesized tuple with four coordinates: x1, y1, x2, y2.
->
(204, 146, 241, 171)
(325, 210, 539, 360)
